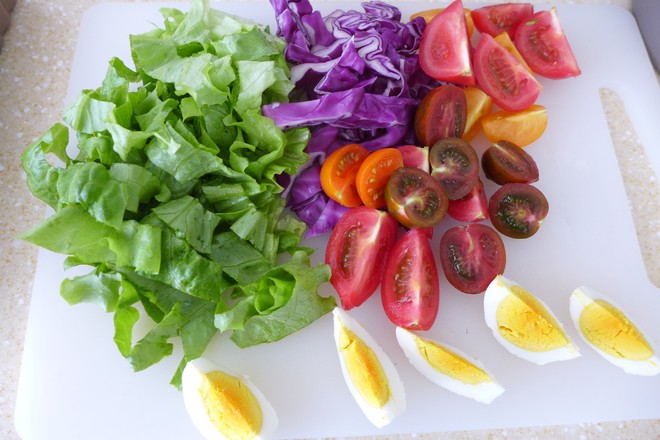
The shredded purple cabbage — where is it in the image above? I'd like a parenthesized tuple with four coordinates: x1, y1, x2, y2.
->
(265, 0, 440, 237)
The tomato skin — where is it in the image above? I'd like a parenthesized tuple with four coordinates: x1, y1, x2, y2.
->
(355, 148, 404, 209)
(488, 183, 549, 239)
(439, 223, 506, 294)
(325, 207, 399, 310)
(385, 167, 449, 229)
(414, 84, 467, 148)
(514, 8, 581, 79)
(471, 3, 534, 38)
(381, 228, 439, 330)
(473, 33, 542, 112)
(481, 140, 539, 185)
(418, 0, 475, 86)
(320, 143, 369, 207)
(411, 7, 475, 38)
(398, 145, 430, 173)
(447, 178, 489, 222)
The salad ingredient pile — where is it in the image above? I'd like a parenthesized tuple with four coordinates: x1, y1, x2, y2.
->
(20, 0, 335, 387)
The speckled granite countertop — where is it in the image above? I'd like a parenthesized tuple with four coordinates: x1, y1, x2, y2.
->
(2, 1, 660, 439)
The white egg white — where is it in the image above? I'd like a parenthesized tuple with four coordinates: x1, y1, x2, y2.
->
(332, 308, 406, 427)
(570, 286, 660, 376)
(395, 327, 504, 404)
(484, 275, 580, 365)
(181, 358, 278, 440)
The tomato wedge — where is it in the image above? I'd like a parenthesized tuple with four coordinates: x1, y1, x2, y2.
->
(494, 31, 533, 74)
(489, 183, 549, 239)
(514, 8, 581, 79)
(411, 7, 475, 38)
(398, 145, 430, 173)
(384, 167, 449, 229)
(326, 207, 399, 310)
(418, 0, 475, 86)
(481, 104, 548, 147)
(471, 3, 534, 38)
(381, 228, 440, 330)
(320, 143, 369, 207)
(355, 148, 404, 209)
(447, 178, 489, 222)
(439, 223, 506, 294)
(414, 84, 467, 147)
(462, 86, 493, 141)
(473, 33, 542, 112)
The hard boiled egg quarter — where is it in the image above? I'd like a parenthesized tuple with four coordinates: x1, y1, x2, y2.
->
(484, 275, 580, 365)
(570, 286, 660, 376)
(332, 307, 406, 427)
(181, 358, 278, 440)
(396, 327, 505, 404)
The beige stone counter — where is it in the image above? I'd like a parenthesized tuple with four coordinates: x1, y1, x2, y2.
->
(1, 0, 659, 439)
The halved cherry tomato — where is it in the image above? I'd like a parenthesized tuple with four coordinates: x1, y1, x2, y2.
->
(489, 183, 549, 239)
(429, 137, 479, 200)
(514, 8, 581, 79)
(385, 167, 449, 228)
(439, 223, 506, 294)
(411, 7, 475, 38)
(325, 206, 399, 310)
(381, 228, 440, 330)
(481, 104, 548, 147)
(320, 143, 369, 207)
(414, 84, 467, 147)
(473, 33, 542, 112)
(398, 145, 430, 173)
(471, 3, 534, 38)
(494, 31, 533, 74)
(462, 86, 493, 141)
(418, 0, 475, 87)
(355, 148, 404, 209)
(447, 178, 489, 222)
(482, 140, 539, 185)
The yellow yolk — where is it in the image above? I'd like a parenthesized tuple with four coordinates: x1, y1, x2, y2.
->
(414, 336, 491, 385)
(579, 299, 654, 360)
(199, 370, 263, 440)
(338, 324, 391, 408)
(496, 285, 569, 351)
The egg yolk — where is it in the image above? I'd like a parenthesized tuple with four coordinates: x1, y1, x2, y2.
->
(579, 299, 654, 360)
(414, 336, 491, 385)
(198, 370, 263, 440)
(338, 324, 391, 408)
(496, 286, 569, 351)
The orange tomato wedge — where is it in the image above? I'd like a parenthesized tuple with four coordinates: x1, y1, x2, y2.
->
(356, 148, 404, 209)
(493, 32, 533, 74)
(462, 87, 493, 141)
(410, 7, 475, 37)
(320, 143, 369, 207)
(481, 105, 548, 147)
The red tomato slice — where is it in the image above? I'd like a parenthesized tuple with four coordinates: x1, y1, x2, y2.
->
(419, 0, 475, 87)
(381, 228, 439, 330)
(320, 143, 369, 207)
(473, 33, 542, 112)
(439, 223, 506, 294)
(325, 206, 399, 310)
(471, 3, 534, 38)
(447, 178, 489, 222)
(514, 8, 581, 79)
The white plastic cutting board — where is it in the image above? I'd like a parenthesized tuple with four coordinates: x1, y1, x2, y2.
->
(15, 1, 660, 439)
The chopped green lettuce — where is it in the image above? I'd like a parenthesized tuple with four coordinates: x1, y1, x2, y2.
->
(19, 0, 333, 388)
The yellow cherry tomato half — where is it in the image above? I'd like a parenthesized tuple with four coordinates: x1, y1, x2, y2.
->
(356, 148, 404, 209)
(320, 143, 369, 207)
